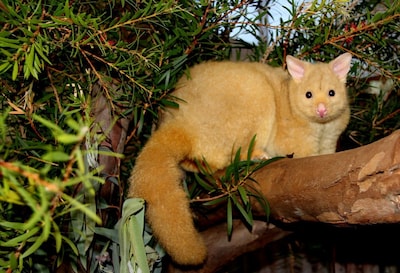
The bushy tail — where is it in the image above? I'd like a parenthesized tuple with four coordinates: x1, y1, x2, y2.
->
(128, 125, 207, 265)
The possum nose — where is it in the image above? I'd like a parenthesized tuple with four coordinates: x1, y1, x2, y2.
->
(317, 103, 327, 118)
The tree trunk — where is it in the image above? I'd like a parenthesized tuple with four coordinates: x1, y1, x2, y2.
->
(169, 130, 400, 273)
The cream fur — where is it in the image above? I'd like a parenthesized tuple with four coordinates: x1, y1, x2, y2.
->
(128, 53, 352, 265)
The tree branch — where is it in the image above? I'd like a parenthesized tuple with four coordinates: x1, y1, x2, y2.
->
(169, 130, 400, 272)
(254, 130, 400, 224)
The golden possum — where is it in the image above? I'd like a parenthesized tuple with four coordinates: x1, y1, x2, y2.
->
(128, 53, 352, 265)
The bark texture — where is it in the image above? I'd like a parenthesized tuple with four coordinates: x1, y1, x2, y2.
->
(255, 129, 400, 224)
(91, 82, 132, 222)
(169, 130, 400, 273)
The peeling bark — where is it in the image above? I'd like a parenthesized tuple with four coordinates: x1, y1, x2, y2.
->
(91, 82, 132, 222)
(254, 130, 400, 224)
(169, 130, 400, 273)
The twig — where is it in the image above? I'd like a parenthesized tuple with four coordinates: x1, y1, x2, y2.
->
(0, 161, 60, 192)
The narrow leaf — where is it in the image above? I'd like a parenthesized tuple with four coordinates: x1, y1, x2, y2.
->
(42, 151, 70, 162)
(1, 226, 41, 247)
(193, 173, 214, 192)
(247, 135, 257, 161)
(12, 61, 18, 80)
(227, 197, 233, 238)
(231, 194, 253, 227)
(237, 185, 249, 206)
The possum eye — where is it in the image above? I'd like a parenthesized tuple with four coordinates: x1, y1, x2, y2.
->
(328, 90, 335, 97)
(305, 91, 313, 99)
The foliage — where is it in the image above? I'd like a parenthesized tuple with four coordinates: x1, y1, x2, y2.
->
(0, 0, 399, 272)
(0, 0, 265, 272)
(0, 106, 103, 272)
(187, 136, 282, 238)
(96, 198, 154, 273)
(246, 0, 400, 145)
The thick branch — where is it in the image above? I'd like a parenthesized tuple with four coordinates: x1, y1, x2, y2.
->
(253, 129, 400, 224)
(169, 130, 400, 273)
(168, 221, 291, 273)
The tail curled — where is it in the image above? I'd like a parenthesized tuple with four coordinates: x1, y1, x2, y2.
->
(128, 125, 207, 265)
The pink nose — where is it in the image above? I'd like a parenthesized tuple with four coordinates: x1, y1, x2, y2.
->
(317, 103, 327, 118)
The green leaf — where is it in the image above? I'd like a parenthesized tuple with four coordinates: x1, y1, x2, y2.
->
(51, 16, 72, 25)
(0, 36, 21, 49)
(62, 193, 102, 225)
(61, 235, 79, 256)
(21, 232, 46, 259)
(55, 133, 82, 144)
(0, 61, 11, 73)
(42, 151, 70, 162)
(247, 135, 257, 161)
(1, 226, 41, 247)
(12, 61, 18, 80)
(237, 185, 249, 206)
(161, 98, 179, 109)
(52, 221, 62, 252)
(94, 227, 119, 243)
(65, 118, 81, 132)
(372, 12, 383, 23)
(119, 198, 150, 273)
(41, 212, 52, 242)
(25, 45, 36, 79)
(251, 156, 284, 173)
(231, 194, 253, 227)
(33, 42, 51, 65)
(8, 252, 18, 270)
(33, 114, 64, 135)
(0, 220, 25, 230)
(64, 0, 70, 17)
(226, 197, 233, 238)
(6, 175, 48, 231)
(193, 173, 214, 192)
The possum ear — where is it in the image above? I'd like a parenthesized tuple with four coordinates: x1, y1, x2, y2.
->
(286, 55, 306, 82)
(330, 53, 352, 83)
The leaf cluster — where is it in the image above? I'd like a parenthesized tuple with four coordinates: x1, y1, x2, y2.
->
(0, 106, 103, 272)
(187, 136, 282, 238)
(0, 0, 265, 272)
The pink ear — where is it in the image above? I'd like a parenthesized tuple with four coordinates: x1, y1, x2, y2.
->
(330, 53, 352, 82)
(286, 55, 306, 82)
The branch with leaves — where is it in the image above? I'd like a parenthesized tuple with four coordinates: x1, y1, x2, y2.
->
(169, 129, 400, 273)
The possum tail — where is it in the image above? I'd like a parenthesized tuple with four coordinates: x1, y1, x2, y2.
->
(128, 124, 207, 265)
